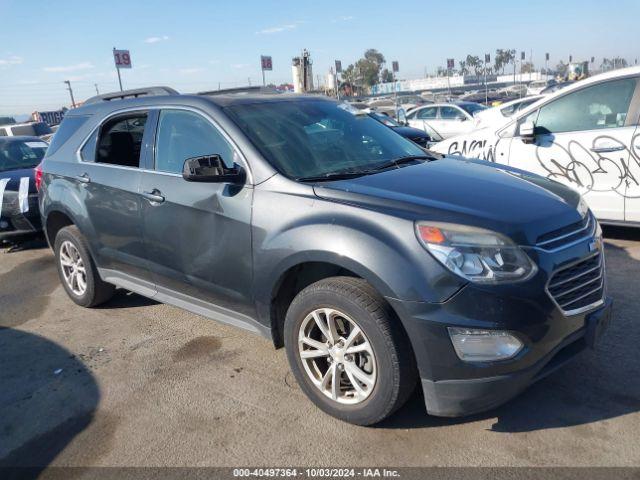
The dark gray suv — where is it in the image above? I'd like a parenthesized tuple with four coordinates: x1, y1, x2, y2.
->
(39, 87, 612, 425)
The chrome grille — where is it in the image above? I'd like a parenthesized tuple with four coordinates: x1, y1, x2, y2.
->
(547, 252, 605, 315)
(536, 214, 595, 252)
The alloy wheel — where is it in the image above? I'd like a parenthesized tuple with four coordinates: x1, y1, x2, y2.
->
(59, 240, 87, 296)
(298, 308, 377, 404)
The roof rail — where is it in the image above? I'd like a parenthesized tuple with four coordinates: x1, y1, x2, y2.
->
(197, 86, 279, 96)
(84, 86, 179, 105)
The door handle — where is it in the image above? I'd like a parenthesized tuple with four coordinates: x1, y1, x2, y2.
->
(142, 190, 165, 203)
(75, 173, 90, 184)
(590, 145, 625, 153)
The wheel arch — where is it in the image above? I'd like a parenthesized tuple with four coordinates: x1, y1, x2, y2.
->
(266, 253, 399, 348)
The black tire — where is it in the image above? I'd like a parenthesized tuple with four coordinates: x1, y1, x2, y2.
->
(54, 225, 115, 307)
(284, 276, 417, 426)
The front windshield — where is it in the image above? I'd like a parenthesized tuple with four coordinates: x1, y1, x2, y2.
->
(225, 99, 425, 179)
(0, 140, 48, 172)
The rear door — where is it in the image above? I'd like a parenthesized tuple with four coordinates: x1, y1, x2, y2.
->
(407, 105, 440, 139)
(139, 107, 255, 318)
(435, 105, 474, 139)
(507, 75, 640, 222)
(76, 110, 154, 291)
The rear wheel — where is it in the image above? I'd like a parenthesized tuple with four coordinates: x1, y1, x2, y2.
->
(284, 277, 417, 425)
(54, 225, 115, 307)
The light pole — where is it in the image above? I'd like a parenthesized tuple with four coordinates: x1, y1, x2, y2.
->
(64, 80, 76, 108)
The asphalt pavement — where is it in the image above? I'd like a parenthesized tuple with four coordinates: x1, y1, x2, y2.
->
(0, 228, 639, 470)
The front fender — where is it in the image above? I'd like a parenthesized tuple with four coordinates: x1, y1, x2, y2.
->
(252, 187, 466, 312)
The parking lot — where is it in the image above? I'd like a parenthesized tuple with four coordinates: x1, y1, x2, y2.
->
(0, 226, 638, 469)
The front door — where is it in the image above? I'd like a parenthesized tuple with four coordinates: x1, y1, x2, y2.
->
(140, 108, 255, 318)
(624, 125, 640, 222)
(507, 75, 640, 222)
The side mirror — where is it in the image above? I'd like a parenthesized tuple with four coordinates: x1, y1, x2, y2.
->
(182, 155, 244, 183)
(519, 121, 536, 144)
(458, 116, 467, 122)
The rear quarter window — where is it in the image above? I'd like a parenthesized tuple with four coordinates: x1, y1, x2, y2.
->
(46, 115, 90, 157)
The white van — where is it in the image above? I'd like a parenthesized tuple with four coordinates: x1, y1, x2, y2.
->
(431, 66, 640, 225)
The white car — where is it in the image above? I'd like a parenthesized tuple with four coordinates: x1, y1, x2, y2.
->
(406, 102, 487, 141)
(431, 66, 640, 225)
(473, 95, 545, 128)
(527, 79, 557, 95)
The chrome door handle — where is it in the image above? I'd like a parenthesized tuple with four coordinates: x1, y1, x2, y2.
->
(142, 190, 165, 203)
(590, 146, 625, 153)
(75, 173, 90, 184)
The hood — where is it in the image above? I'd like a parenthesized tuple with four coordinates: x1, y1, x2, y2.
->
(313, 157, 584, 246)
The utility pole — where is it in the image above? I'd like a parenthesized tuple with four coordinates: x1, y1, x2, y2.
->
(64, 80, 76, 108)
(94, 83, 99, 95)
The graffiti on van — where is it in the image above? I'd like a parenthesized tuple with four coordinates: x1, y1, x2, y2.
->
(536, 134, 640, 198)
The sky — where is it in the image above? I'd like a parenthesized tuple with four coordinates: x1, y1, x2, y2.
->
(1, 0, 639, 116)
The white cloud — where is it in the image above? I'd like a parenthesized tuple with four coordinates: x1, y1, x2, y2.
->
(43, 62, 94, 73)
(144, 35, 170, 44)
(0, 55, 23, 66)
(256, 23, 298, 34)
(332, 15, 354, 22)
(232, 63, 248, 69)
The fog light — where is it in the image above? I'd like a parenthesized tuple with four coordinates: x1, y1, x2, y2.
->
(448, 328, 523, 362)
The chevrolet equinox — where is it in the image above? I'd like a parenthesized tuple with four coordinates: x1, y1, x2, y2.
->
(39, 87, 613, 425)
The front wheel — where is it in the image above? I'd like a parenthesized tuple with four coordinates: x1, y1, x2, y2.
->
(284, 277, 417, 425)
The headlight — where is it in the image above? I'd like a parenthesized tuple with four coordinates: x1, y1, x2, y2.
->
(415, 222, 537, 284)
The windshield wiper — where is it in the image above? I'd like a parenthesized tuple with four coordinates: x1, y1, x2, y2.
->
(296, 154, 439, 182)
(296, 170, 372, 182)
(368, 154, 435, 172)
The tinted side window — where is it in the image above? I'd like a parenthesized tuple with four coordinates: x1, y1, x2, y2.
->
(536, 77, 638, 133)
(440, 106, 465, 120)
(417, 106, 438, 119)
(155, 110, 236, 174)
(96, 114, 147, 168)
(46, 115, 89, 156)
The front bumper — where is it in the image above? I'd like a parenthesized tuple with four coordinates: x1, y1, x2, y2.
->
(387, 290, 613, 418)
